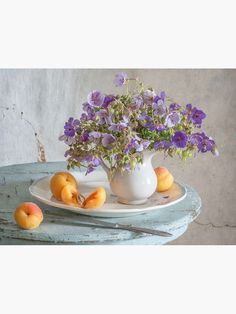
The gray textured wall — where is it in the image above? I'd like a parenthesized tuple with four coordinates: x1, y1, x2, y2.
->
(0, 69, 235, 244)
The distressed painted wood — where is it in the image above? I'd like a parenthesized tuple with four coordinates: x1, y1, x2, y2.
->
(0, 162, 201, 245)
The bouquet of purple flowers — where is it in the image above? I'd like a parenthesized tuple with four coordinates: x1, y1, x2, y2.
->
(59, 72, 218, 175)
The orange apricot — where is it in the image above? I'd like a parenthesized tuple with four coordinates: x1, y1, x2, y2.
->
(83, 187, 106, 209)
(60, 183, 82, 206)
(14, 202, 43, 230)
(50, 172, 78, 201)
(155, 167, 174, 192)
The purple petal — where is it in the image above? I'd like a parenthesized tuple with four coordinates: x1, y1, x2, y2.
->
(169, 103, 181, 111)
(143, 90, 155, 105)
(87, 90, 105, 107)
(102, 134, 116, 148)
(171, 131, 188, 148)
(89, 131, 102, 139)
(102, 95, 116, 108)
(113, 72, 128, 87)
(165, 112, 181, 127)
(85, 166, 95, 175)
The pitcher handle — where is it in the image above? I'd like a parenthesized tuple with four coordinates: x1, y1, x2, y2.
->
(100, 159, 110, 175)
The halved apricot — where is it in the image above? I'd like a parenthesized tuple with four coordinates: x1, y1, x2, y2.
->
(61, 183, 82, 206)
(83, 187, 106, 209)
(50, 172, 78, 201)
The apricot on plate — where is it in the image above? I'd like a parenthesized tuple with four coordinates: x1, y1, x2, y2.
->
(83, 187, 106, 209)
(50, 172, 77, 201)
(155, 167, 174, 192)
(61, 183, 82, 206)
(14, 202, 43, 230)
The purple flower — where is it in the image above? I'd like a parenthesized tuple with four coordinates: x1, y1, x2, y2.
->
(108, 116, 129, 132)
(143, 90, 156, 105)
(171, 131, 188, 148)
(154, 140, 171, 150)
(186, 103, 192, 111)
(169, 103, 181, 111)
(85, 156, 101, 174)
(155, 124, 166, 131)
(154, 91, 166, 103)
(73, 155, 84, 162)
(143, 122, 166, 132)
(102, 95, 116, 108)
(190, 132, 216, 153)
(165, 112, 181, 127)
(83, 102, 92, 112)
(153, 100, 166, 116)
(85, 166, 95, 175)
(181, 103, 192, 116)
(131, 95, 143, 109)
(189, 133, 203, 146)
(63, 117, 80, 137)
(96, 109, 112, 125)
(135, 142, 145, 152)
(143, 121, 155, 131)
(64, 149, 71, 157)
(160, 91, 166, 100)
(82, 102, 96, 121)
(64, 127, 75, 137)
(89, 131, 102, 139)
(87, 90, 105, 107)
(102, 134, 116, 148)
(80, 113, 88, 121)
(113, 72, 128, 87)
(88, 131, 102, 143)
(189, 107, 206, 126)
(59, 134, 76, 146)
(88, 112, 96, 121)
(83, 154, 93, 162)
(199, 136, 215, 153)
(90, 157, 101, 167)
(124, 139, 147, 153)
(142, 140, 151, 149)
(182, 104, 206, 127)
(124, 139, 137, 153)
(108, 122, 127, 132)
(153, 142, 161, 150)
(80, 131, 89, 142)
(137, 111, 151, 121)
(124, 163, 131, 172)
(191, 132, 216, 154)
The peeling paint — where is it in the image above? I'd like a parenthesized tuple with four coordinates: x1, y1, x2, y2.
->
(0, 176, 6, 186)
(1, 104, 47, 163)
(0, 105, 15, 111)
(20, 112, 46, 162)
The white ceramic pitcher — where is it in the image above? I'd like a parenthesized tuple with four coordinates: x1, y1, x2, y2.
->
(101, 151, 157, 205)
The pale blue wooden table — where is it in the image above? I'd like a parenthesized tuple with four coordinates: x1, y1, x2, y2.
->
(0, 162, 201, 245)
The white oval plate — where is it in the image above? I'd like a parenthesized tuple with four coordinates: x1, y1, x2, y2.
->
(29, 171, 187, 218)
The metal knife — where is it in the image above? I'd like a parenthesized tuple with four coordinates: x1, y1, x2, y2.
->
(46, 213, 172, 237)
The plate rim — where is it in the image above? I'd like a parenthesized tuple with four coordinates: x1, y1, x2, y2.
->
(29, 173, 187, 216)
